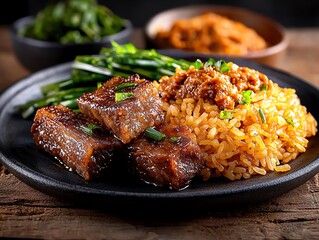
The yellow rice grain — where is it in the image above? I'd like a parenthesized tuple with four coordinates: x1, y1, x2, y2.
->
(199, 140, 215, 146)
(194, 112, 208, 125)
(211, 139, 220, 149)
(234, 173, 243, 180)
(253, 166, 267, 175)
(274, 164, 291, 172)
(207, 127, 217, 139)
(211, 156, 224, 172)
(266, 157, 274, 171)
(233, 166, 247, 174)
(243, 172, 251, 179)
(224, 170, 236, 181)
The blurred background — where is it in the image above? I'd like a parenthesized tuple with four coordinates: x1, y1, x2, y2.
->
(1, 0, 319, 27)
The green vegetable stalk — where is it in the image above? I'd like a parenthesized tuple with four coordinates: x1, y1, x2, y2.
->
(18, 42, 193, 118)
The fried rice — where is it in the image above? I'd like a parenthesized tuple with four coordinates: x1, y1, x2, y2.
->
(156, 63, 318, 181)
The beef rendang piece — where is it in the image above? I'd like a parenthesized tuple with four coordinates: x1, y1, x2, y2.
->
(31, 105, 124, 180)
(78, 74, 164, 144)
(128, 124, 205, 190)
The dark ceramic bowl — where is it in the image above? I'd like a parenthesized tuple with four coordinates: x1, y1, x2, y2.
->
(145, 5, 288, 67)
(11, 16, 133, 72)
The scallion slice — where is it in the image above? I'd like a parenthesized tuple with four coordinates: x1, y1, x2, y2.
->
(145, 127, 166, 141)
(115, 92, 134, 102)
(260, 84, 268, 91)
(204, 58, 215, 68)
(170, 136, 180, 142)
(80, 123, 101, 135)
(285, 118, 294, 126)
(192, 59, 202, 70)
(115, 82, 138, 92)
(203, 58, 230, 72)
(97, 82, 103, 88)
(239, 90, 253, 105)
(215, 60, 230, 72)
(258, 108, 266, 123)
(220, 110, 232, 119)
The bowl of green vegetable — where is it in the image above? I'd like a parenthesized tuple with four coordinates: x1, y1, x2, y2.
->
(11, 0, 133, 72)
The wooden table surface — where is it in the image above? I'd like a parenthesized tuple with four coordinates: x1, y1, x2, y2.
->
(1, 25, 319, 239)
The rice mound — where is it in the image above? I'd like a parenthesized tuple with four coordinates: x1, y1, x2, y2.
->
(160, 69, 318, 181)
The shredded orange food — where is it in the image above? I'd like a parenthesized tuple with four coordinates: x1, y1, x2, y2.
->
(154, 12, 268, 56)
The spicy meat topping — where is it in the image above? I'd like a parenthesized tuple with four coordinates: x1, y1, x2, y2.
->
(158, 63, 270, 109)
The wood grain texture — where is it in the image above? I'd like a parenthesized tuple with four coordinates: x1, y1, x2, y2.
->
(0, 27, 319, 239)
(1, 171, 319, 239)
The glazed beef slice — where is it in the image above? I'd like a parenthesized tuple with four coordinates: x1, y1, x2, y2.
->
(78, 74, 164, 144)
(128, 124, 205, 190)
(31, 105, 124, 180)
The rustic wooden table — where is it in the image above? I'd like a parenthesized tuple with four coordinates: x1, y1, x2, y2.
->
(0, 26, 319, 239)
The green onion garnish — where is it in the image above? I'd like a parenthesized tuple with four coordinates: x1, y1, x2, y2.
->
(239, 90, 253, 105)
(203, 58, 230, 73)
(260, 84, 268, 91)
(285, 118, 294, 127)
(145, 127, 166, 141)
(97, 82, 103, 88)
(220, 110, 232, 119)
(258, 108, 266, 123)
(192, 59, 202, 70)
(115, 92, 134, 102)
(80, 123, 101, 135)
(204, 58, 215, 68)
(170, 136, 180, 142)
(115, 82, 138, 92)
(215, 60, 230, 72)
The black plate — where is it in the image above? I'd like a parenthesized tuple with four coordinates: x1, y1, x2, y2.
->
(0, 51, 318, 211)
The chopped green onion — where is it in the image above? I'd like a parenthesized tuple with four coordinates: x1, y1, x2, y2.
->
(111, 42, 137, 54)
(239, 90, 253, 105)
(204, 58, 215, 68)
(170, 136, 180, 142)
(21, 106, 36, 119)
(285, 118, 294, 127)
(97, 82, 103, 88)
(192, 59, 202, 70)
(260, 84, 268, 91)
(203, 58, 230, 72)
(220, 110, 232, 119)
(80, 123, 101, 135)
(115, 92, 134, 102)
(145, 127, 166, 141)
(115, 82, 138, 92)
(215, 60, 230, 72)
(258, 108, 266, 123)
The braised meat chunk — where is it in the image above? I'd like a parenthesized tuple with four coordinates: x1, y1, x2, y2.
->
(78, 74, 164, 143)
(31, 105, 124, 180)
(128, 124, 205, 190)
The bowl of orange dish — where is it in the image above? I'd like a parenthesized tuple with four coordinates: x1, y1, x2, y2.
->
(145, 5, 288, 66)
